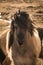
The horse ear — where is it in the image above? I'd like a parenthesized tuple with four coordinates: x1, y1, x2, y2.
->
(8, 31, 14, 49)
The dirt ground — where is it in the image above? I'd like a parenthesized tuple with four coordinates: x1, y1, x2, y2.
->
(0, 1, 43, 65)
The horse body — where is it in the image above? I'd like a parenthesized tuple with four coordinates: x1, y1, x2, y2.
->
(6, 10, 41, 65)
(37, 28, 43, 58)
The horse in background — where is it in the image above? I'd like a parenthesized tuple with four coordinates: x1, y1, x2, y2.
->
(6, 10, 41, 65)
(37, 28, 43, 58)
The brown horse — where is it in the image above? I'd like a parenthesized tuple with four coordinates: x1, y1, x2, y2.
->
(6, 10, 41, 65)
(37, 28, 43, 58)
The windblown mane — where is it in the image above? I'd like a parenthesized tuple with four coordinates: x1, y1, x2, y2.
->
(6, 10, 41, 65)
(9, 10, 34, 48)
(11, 10, 34, 35)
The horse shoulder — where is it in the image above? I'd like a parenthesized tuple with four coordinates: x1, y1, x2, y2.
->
(32, 29, 41, 57)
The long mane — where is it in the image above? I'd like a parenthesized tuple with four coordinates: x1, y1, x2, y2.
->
(6, 10, 41, 65)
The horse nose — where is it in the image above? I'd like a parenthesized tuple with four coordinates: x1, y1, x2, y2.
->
(18, 33, 24, 45)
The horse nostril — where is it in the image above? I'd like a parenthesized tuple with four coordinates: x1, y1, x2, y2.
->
(18, 33, 24, 45)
